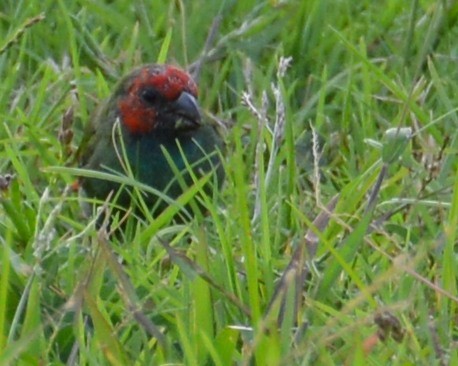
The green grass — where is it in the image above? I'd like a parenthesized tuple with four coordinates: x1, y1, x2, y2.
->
(1, 0, 458, 364)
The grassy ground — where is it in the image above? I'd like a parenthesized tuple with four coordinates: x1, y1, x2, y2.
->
(1, 0, 457, 365)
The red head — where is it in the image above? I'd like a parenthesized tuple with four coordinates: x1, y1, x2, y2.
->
(117, 65, 199, 135)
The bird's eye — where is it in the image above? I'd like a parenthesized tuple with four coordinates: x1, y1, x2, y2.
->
(141, 88, 160, 105)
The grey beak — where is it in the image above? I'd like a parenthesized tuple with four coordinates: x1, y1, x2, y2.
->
(173, 91, 201, 129)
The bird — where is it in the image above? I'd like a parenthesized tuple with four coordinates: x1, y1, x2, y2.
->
(76, 64, 224, 219)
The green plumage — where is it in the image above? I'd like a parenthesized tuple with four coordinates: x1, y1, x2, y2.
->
(77, 64, 224, 217)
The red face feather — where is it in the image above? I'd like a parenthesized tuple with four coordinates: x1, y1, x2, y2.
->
(117, 65, 198, 135)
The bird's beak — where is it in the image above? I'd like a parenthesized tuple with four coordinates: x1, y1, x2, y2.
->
(173, 91, 201, 130)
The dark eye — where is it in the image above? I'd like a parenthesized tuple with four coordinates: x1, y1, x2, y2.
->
(141, 88, 160, 105)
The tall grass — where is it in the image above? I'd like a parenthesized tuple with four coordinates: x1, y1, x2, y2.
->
(1, 0, 457, 364)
